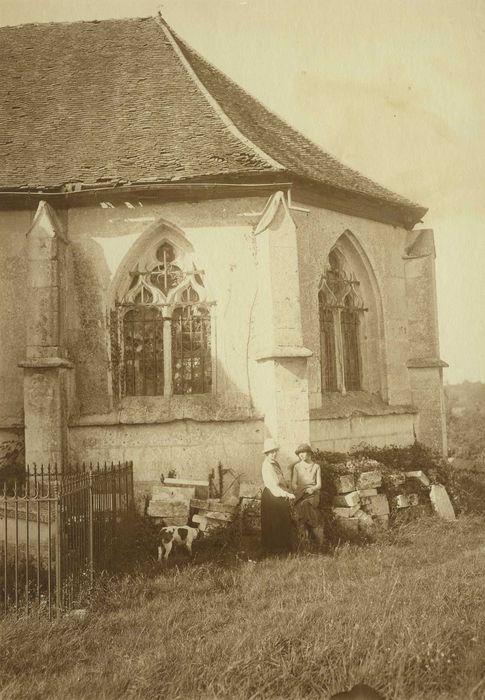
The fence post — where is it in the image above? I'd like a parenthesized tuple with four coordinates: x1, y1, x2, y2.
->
(55, 481, 62, 618)
(88, 468, 94, 587)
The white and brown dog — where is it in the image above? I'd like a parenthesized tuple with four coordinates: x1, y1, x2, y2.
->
(157, 525, 201, 561)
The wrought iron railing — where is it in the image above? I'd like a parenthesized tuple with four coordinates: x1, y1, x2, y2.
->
(1, 461, 134, 619)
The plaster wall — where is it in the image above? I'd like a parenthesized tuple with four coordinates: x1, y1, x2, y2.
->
(408, 367, 447, 453)
(310, 412, 415, 453)
(65, 197, 264, 419)
(69, 417, 265, 483)
(0, 193, 446, 475)
(292, 203, 416, 409)
(0, 210, 31, 430)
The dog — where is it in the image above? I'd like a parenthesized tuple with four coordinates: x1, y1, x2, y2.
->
(157, 525, 201, 561)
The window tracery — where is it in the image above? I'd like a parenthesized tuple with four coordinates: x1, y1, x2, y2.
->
(110, 241, 214, 398)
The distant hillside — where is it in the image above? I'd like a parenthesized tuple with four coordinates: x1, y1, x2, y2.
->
(445, 382, 485, 470)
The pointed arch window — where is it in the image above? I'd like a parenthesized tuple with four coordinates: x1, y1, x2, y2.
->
(318, 250, 365, 394)
(111, 241, 214, 398)
(172, 303, 212, 395)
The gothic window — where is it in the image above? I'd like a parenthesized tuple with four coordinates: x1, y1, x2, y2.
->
(318, 291, 338, 392)
(172, 299, 212, 395)
(111, 241, 213, 398)
(318, 249, 365, 394)
(341, 294, 362, 391)
(123, 306, 164, 396)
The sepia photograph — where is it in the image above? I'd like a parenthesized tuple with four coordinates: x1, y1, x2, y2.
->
(0, 1, 484, 698)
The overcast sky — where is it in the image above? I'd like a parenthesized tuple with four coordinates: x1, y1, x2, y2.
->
(1, 0, 484, 384)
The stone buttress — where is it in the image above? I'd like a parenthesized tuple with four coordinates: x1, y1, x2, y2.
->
(19, 201, 73, 468)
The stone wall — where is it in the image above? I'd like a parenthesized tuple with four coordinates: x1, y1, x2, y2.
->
(293, 203, 414, 408)
(69, 417, 264, 483)
(0, 192, 447, 480)
(65, 198, 264, 419)
(0, 210, 30, 432)
(310, 412, 415, 453)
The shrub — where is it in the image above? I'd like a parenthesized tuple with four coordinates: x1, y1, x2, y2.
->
(312, 441, 469, 544)
(0, 439, 25, 494)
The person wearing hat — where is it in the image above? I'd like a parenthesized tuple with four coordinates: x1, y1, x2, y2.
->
(291, 443, 324, 545)
(260, 438, 296, 555)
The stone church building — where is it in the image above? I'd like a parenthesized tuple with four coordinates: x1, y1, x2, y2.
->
(0, 16, 447, 485)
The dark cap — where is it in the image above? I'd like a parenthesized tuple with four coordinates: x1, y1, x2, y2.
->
(295, 443, 312, 456)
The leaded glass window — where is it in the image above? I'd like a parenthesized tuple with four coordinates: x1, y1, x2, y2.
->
(123, 306, 164, 396)
(318, 249, 365, 394)
(172, 303, 212, 395)
(114, 241, 214, 397)
(318, 291, 338, 392)
(341, 294, 362, 391)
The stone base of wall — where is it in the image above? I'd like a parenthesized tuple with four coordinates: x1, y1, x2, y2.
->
(310, 411, 416, 453)
(68, 419, 264, 484)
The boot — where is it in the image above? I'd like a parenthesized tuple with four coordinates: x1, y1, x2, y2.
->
(312, 526, 325, 547)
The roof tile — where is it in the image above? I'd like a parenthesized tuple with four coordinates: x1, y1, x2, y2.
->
(0, 16, 425, 222)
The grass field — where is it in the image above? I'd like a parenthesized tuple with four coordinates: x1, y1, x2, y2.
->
(1, 516, 485, 700)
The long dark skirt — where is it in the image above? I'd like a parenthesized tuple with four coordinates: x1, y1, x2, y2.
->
(261, 488, 296, 554)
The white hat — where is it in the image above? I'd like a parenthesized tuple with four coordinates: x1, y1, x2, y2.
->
(263, 438, 279, 454)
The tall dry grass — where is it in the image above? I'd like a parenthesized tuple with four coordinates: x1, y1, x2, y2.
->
(1, 516, 484, 700)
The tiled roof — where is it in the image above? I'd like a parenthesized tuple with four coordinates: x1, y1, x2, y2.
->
(0, 15, 425, 221)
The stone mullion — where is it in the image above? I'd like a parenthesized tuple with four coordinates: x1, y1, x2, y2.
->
(334, 308, 346, 395)
(163, 309, 173, 396)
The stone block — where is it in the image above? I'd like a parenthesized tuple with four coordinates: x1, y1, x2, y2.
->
(197, 510, 234, 522)
(375, 515, 390, 529)
(332, 506, 360, 519)
(360, 494, 390, 516)
(192, 514, 208, 531)
(153, 481, 199, 500)
(396, 493, 419, 508)
(405, 470, 430, 487)
(333, 491, 360, 508)
(165, 477, 208, 489)
(240, 497, 261, 513)
(430, 484, 456, 521)
(334, 474, 356, 494)
(147, 499, 190, 519)
(358, 488, 378, 497)
(356, 471, 382, 490)
(204, 517, 227, 531)
(190, 499, 239, 515)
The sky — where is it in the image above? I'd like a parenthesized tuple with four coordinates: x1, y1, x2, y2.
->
(1, 0, 484, 384)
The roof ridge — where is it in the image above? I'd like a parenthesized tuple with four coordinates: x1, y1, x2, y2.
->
(167, 20, 422, 212)
(0, 16, 153, 30)
(155, 15, 285, 174)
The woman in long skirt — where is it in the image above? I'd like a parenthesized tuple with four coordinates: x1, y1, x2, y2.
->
(260, 438, 296, 554)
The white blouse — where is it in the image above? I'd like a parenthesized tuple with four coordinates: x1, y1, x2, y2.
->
(261, 457, 291, 498)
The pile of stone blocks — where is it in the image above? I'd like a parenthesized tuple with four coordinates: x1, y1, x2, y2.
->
(147, 478, 209, 526)
(332, 464, 456, 536)
(189, 480, 258, 532)
(333, 468, 389, 536)
(191, 498, 239, 531)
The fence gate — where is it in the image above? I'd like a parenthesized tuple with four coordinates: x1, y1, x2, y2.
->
(1, 461, 134, 618)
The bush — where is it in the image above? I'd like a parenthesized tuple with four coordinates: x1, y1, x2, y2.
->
(113, 510, 162, 569)
(312, 441, 468, 545)
(0, 439, 25, 494)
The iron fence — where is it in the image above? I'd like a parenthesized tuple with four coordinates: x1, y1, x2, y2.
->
(1, 461, 134, 618)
